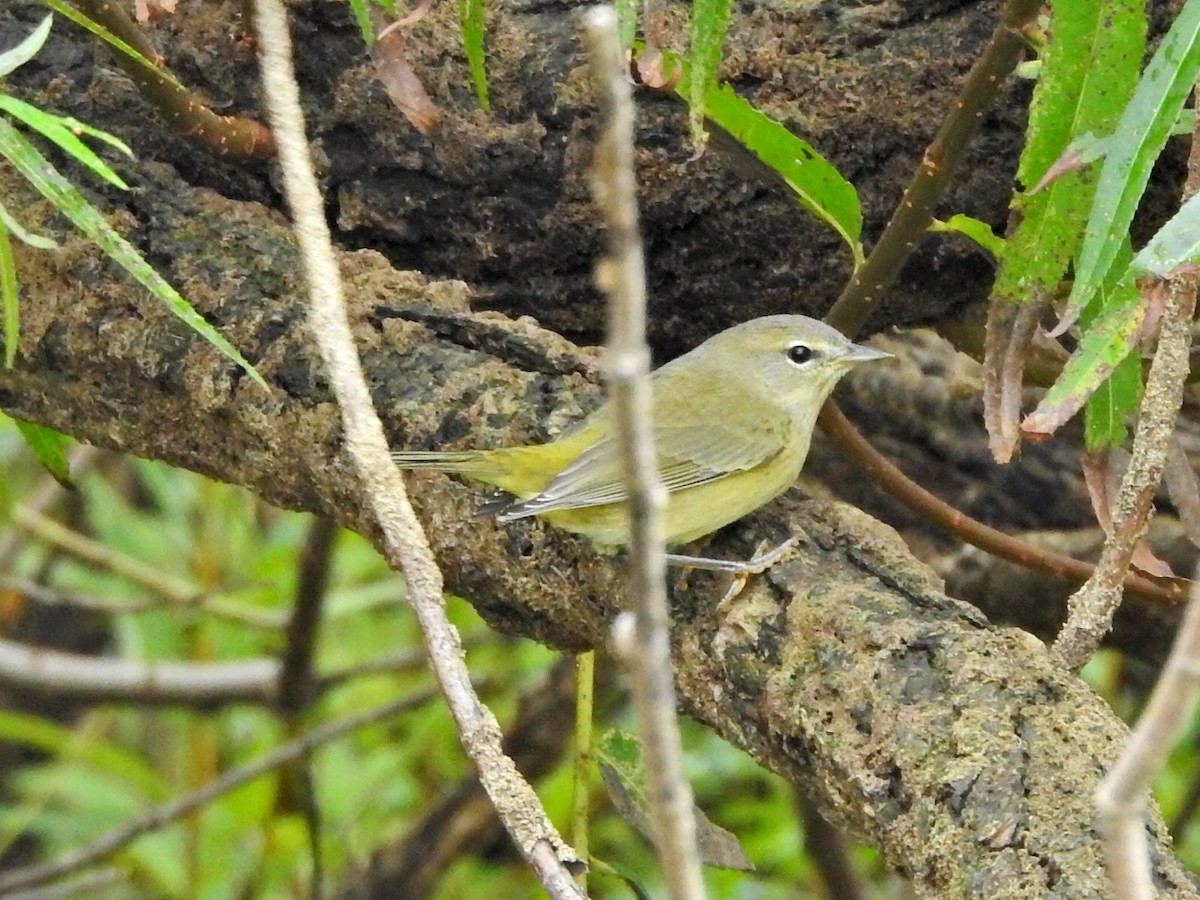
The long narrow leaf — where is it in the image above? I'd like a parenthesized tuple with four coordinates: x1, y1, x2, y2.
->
(0, 95, 129, 189)
(1023, 271, 1143, 438)
(1060, 0, 1200, 330)
(0, 197, 57, 250)
(0, 710, 171, 801)
(1129, 190, 1200, 277)
(1084, 349, 1142, 450)
(688, 0, 732, 149)
(457, 0, 489, 110)
(0, 14, 52, 77)
(35, 0, 185, 92)
(691, 79, 862, 264)
(994, 0, 1144, 303)
(13, 418, 71, 484)
(0, 119, 267, 388)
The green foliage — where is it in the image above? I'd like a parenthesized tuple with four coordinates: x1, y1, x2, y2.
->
(614, 0, 638, 51)
(347, 0, 398, 43)
(929, 214, 1005, 258)
(994, 0, 1145, 304)
(0, 15, 266, 393)
(1024, 243, 1143, 439)
(36, 0, 184, 89)
(1130, 189, 1200, 277)
(1063, 0, 1200, 327)
(652, 49, 862, 267)
(687, 0, 733, 150)
(1077, 241, 1144, 449)
(1084, 350, 1142, 451)
(1009, 0, 1200, 444)
(458, 0, 490, 111)
(11, 417, 70, 485)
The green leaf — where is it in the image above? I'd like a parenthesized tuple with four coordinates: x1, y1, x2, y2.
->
(687, 0, 733, 149)
(994, 0, 1145, 304)
(0, 119, 267, 388)
(1060, 0, 1200, 329)
(0, 710, 171, 801)
(1084, 348, 1142, 450)
(0, 14, 52, 77)
(0, 215, 17, 367)
(458, 0, 490, 111)
(596, 730, 754, 872)
(1023, 262, 1142, 438)
(348, 0, 374, 42)
(614, 0, 638, 50)
(13, 418, 71, 484)
(664, 64, 861, 264)
(0, 196, 57, 250)
(1129, 190, 1200, 277)
(929, 214, 1005, 258)
(703, 82, 861, 263)
(0, 95, 129, 190)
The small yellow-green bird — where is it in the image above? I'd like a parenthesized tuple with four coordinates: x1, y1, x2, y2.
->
(392, 315, 890, 569)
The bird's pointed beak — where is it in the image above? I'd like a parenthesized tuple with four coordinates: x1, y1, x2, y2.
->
(843, 342, 893, 363)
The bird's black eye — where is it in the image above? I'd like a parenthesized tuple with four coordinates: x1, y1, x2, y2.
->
(787, 343, 815, 365)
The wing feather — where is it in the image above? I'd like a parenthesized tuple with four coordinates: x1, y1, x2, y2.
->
(495, 421, 787, 521)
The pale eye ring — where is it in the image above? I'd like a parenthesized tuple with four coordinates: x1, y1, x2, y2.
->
(787, 343, 815, 365)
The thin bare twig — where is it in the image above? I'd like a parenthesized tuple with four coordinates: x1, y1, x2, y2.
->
(1097, 574, 1200, 899)
(0, 633, 438, 707)
(0, 690, 439, 894)
(277, 516, 337, 715)
(250, 2, 581, 895)
(1093, 101, 1200, 894)
(277, 516, 338, 900)
(0, 575, 162, 614)
(1052, 277, 1197, 669)
(583, 8, 705, 900)
(0, 636, 278, 704)
(797, 793, 867, 900)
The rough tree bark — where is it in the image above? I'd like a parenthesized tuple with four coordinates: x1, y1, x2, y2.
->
(2, 0, 1197, 896)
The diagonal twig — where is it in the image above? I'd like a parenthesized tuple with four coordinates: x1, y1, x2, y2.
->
(583, 8, 706, 900)
(250, 1, 582, 895)
(1051, 275, 1197, 669)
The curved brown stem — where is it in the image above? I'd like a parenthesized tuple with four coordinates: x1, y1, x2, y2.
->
(68, 0, 274, 159)
(819, 400, 1187, 608)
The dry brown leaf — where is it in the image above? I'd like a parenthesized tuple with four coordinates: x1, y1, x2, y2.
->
(1164, 436, 1200, 546)
(983, 294, 1043, 462)
(370, 19, 441, 135)
(1083, 449, 1179, 580)
(635, 40, 679, 90)
(1082, 449, 1115, 535)
(135, 0, 177, 24)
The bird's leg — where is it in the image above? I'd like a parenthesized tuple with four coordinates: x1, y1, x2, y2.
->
(663, 535, 801, 574)
(663, 536, 801, 609)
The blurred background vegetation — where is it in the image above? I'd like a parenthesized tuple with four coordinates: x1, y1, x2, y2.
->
(0, 418, 897, 898)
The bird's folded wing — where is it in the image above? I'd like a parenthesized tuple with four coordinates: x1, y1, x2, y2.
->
(495, 422, 785, 520)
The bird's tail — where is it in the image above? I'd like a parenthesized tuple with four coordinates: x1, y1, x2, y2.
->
(390, 450, 508, 477)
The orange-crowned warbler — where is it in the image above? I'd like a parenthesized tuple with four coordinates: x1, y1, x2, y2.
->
(392, 315, 890, 571)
